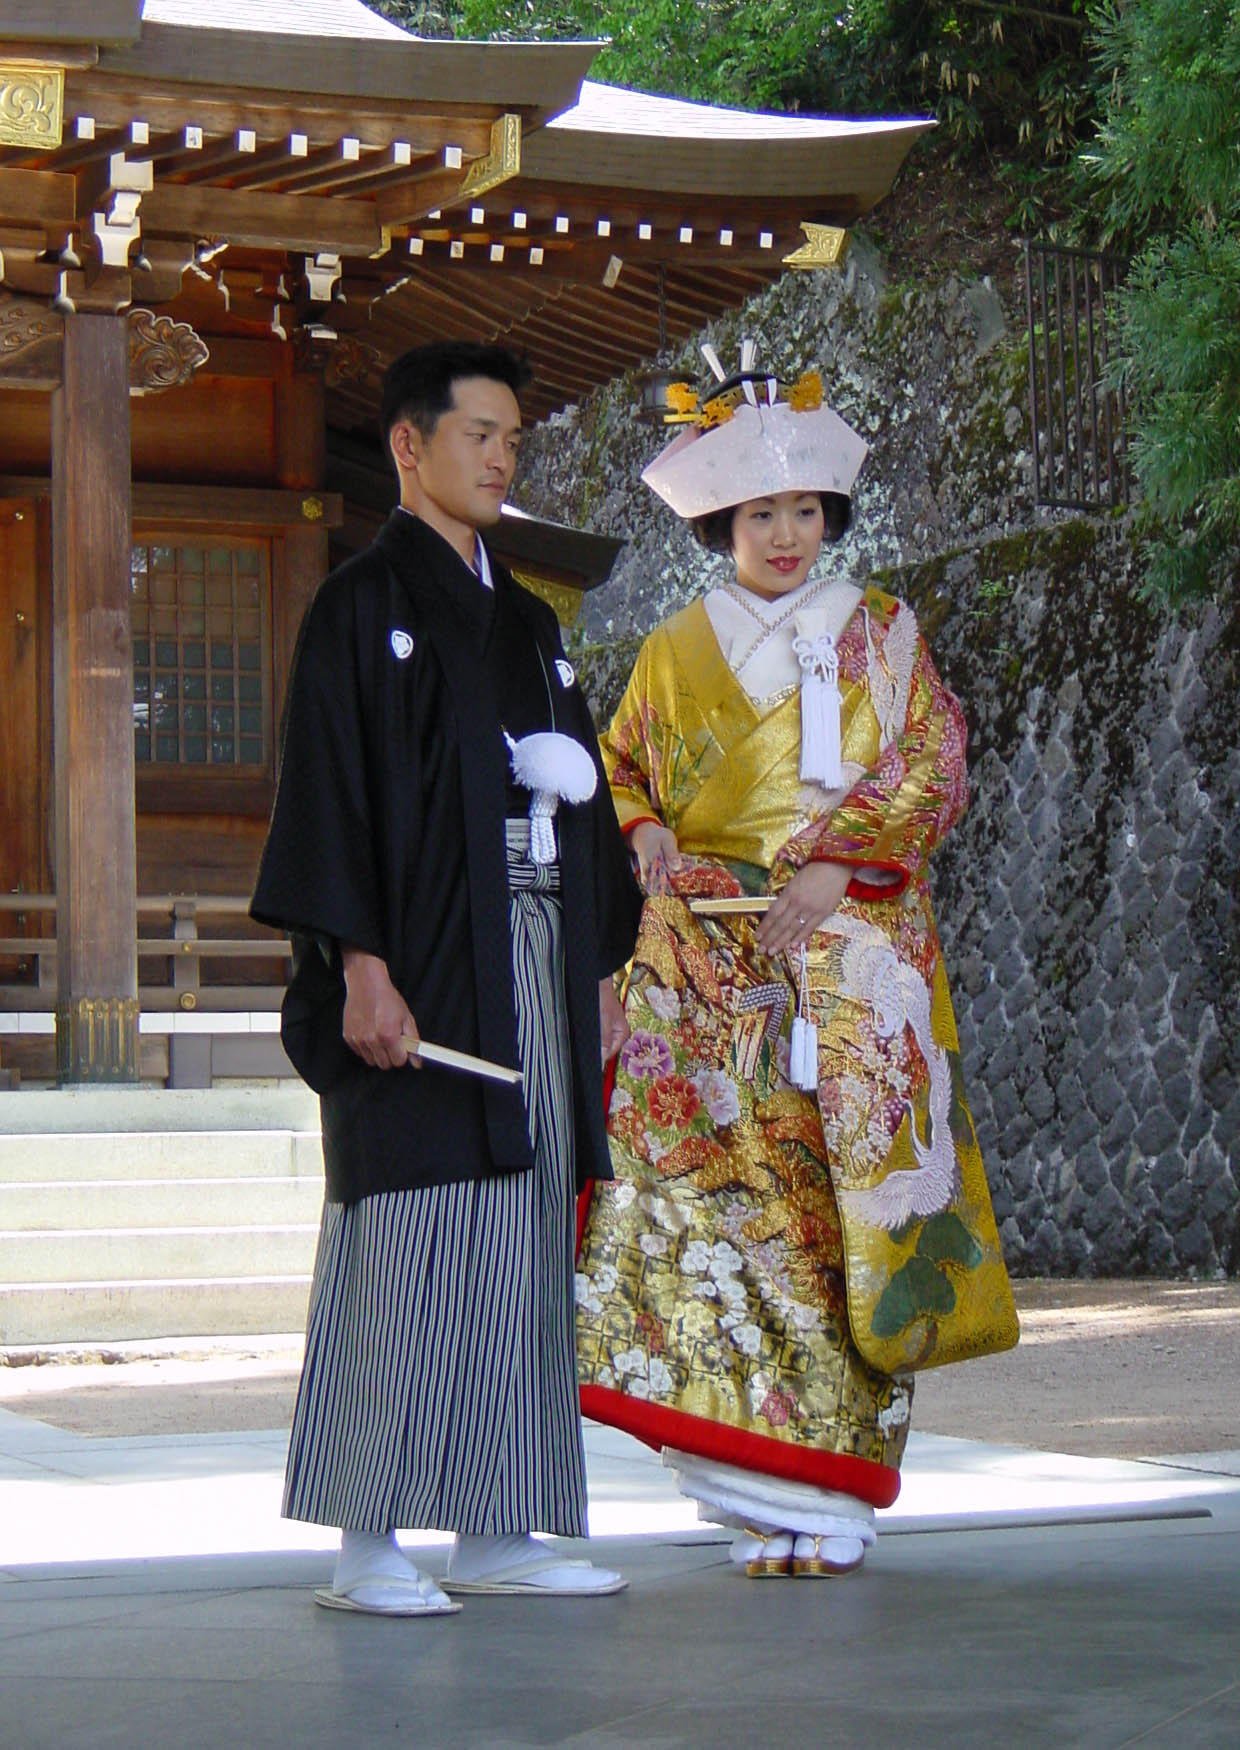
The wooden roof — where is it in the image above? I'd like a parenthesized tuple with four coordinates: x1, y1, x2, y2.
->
(0, 0, 931, 424)
(324, 82, 930, 425)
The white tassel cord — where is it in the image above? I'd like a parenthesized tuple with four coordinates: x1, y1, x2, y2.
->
(792, 631, 844, 788)
(789, 944, 819, 1092)
(506, 731, 598, 866)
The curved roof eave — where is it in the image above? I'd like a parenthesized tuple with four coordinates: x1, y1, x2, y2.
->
(528, 82, 934, 201)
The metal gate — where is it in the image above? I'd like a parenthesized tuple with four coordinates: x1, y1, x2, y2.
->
(1024, 240, 1130, 511)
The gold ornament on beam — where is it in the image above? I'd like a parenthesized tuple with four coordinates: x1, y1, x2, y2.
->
(460, 113, 521, 199)
(782, 223, 850, 271)
(0, 62, 65, 151)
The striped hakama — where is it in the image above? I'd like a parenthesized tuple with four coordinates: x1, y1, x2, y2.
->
(282, 821, 587, 1537)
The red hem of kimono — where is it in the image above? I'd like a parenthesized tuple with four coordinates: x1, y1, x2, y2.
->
(579, 1383, 901, 1509)
(621, 814, 661, 836)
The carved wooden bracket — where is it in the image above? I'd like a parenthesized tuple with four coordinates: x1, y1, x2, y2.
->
(0, 292, 62, 388)
(293, 326, 379, 388)
(127, 308, 210, 395)
(0, 292, 210, 394)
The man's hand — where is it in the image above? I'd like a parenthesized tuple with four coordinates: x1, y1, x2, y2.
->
(630, 821, 682, 895)
(599, 976, 630, 1065)
(757, 862, 853, 958)
(342, 947, 420, 1070)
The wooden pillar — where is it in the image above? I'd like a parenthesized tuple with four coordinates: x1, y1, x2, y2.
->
(274, 356, 329, 710)
(52, 312, 139, 1082)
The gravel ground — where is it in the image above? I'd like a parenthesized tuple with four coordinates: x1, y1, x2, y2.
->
(2, 1279, 1237, 1459)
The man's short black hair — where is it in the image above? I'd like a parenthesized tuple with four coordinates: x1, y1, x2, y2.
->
(690, 490, 852, 553)
(380, 341, 533, 442)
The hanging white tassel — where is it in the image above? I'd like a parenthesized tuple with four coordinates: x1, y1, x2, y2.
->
(789, 945, 819, 1091)
(527, 791, 557, 863)
(506, 731, 598, 865)
(792, 631, 844, 788)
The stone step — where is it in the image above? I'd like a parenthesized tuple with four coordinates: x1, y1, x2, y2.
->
(0, 1176, 323, 1232)
(0, 1130, 324, 1184)
(0, 1085, 320, 1135)
(0, 1277, 312, 1346)
(0, 1224, 318, 1285)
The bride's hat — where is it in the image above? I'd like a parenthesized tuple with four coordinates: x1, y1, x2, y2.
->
(641, 339, 868, 519)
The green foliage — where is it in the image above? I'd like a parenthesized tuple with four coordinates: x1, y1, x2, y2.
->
(1080, 0, 1240, 605)
(1080, 0, 1240, 250)
(372, 0, 458, 32)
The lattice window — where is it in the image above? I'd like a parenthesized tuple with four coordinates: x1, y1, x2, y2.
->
(131, 539, 271, 769)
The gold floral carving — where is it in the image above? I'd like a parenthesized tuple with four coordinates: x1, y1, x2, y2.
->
(782, 223, 850, 271)
(0, 63, 64, 151)
(127, 308, 210, 395)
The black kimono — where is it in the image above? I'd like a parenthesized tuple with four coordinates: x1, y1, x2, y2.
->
(252, 509, 640, 1205)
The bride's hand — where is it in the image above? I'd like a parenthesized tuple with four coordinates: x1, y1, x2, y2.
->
(757, 862, 853, 957)
(630, 822, 683, 895)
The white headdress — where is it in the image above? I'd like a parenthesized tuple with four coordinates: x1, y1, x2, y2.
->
(641, 342, 868, 519)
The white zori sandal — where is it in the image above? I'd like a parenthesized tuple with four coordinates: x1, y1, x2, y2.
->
(314, 1530, 461, 1617)
(442, 1533, 627, 1597)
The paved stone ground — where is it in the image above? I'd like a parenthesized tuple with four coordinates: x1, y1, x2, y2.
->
(1, 1279, 1237, 1459)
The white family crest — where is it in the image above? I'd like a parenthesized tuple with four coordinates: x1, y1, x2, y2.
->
(555, 658, 576, 689)
(390, 629, 414, 661)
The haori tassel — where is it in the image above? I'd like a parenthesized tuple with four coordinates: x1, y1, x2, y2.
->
(792, 630, 844, 788)
(789, 944, 819, 1092)
(506, 730, 598, 864)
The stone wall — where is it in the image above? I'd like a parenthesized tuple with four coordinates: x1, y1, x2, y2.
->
(514, 245, 1239, 1278)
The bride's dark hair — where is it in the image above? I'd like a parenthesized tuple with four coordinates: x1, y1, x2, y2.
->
(691, 491, 851, 553)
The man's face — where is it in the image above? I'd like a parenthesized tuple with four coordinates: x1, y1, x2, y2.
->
(399, 375, 522, 534)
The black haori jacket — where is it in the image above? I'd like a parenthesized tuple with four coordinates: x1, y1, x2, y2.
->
(251, 509, 641, 1204)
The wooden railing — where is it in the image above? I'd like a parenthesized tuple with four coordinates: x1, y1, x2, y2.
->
(0, 895, 291, 1012)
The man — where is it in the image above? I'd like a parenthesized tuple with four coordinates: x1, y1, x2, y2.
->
(252, 342, 641, 1616)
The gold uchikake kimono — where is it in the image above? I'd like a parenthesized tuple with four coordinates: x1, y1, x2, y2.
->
(576, 585, 1017, 1509)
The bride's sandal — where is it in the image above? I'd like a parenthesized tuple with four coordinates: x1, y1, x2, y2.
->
(730, 1528, 795, 1578)
(791, 1533, 867, 1577)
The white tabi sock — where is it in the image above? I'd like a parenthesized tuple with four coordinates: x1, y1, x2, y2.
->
(448, 1531, 622, 1593)
(333, 1528, 451, 1609)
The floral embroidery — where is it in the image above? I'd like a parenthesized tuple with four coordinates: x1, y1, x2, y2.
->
(620, 1030, 675, 1080)
(647, 1073, 702, 1128)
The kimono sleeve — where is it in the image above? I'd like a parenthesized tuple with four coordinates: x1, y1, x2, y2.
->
(775, 616, 970, 900)
(599, 636, 666, 836)
(556, 629, 643, 978)
(250, 577, 386, 959)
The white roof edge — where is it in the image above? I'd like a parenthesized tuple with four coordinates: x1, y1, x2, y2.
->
(550, 80, 934, 141)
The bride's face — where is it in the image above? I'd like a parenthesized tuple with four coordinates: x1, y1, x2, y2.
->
(730, 491, 825, 601)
